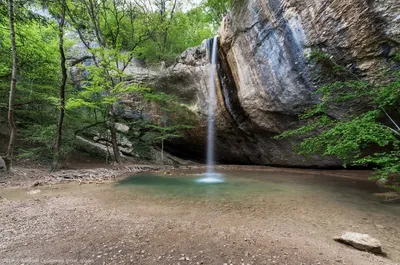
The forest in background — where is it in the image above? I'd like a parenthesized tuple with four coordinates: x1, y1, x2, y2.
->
(0, 0, 232, 171)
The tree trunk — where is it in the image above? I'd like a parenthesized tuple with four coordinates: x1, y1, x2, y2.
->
(109, 105, 121, 163)
(5, 0, 18, 172)
(52, 0, 67, 171)
(160, 0, 177, 55)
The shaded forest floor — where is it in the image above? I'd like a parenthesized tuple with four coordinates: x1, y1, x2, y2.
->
(1, 167, 400, 265)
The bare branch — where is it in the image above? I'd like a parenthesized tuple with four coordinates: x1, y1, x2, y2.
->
(382, 107, 400, 132)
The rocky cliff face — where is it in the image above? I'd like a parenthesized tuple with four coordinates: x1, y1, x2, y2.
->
(68, 0, 399, 166)
(152, 0, 399, 166)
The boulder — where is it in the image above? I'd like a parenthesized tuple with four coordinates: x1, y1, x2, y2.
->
(115, 123, 130, 133)
(334, 232, 383, 254)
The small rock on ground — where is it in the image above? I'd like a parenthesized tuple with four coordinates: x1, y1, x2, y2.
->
(334, 232, 382, 254)
(27, 190, 41, 195)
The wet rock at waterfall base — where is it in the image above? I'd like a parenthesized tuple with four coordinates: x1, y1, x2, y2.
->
(334, 232, 383, 254)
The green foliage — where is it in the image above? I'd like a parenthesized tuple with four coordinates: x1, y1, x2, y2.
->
(64, 0, 215, 65)
(66, 47, 148, 111)
(0, 0, 203, 165)
(307, 48, 351, 79)
(17, 122, 76, 161)
(141, 90, 195, 142)
(357, 151, 400, 189)
(373, 71, 400, 107)
(0, 5, 69, 160)
(277, 51, 400, 188)
(201, 0, 232, 27)
(118, 89, 196, 160)
(64, 44, 195, 161)
(134, 7, 214, 64)
(283, 110, 398, 164)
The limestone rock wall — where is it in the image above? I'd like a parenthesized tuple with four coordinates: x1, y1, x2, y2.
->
(159, 0, 399, 166)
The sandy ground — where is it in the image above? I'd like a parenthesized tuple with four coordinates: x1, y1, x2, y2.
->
(0, 168, 399, 265)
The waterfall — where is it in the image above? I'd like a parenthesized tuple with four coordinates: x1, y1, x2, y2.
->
(207, 35, 218, 175)
(197, 36, 224, 184)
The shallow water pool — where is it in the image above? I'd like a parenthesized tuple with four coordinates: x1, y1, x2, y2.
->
(117, 169, 400, 214)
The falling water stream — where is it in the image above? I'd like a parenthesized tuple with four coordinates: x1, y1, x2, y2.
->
(197, 36, 224, 184)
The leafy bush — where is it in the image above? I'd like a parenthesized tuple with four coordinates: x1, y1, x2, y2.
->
(277, 51, 400, 190)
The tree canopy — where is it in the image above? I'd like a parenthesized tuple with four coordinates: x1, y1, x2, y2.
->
(0, 0, 222, 169)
